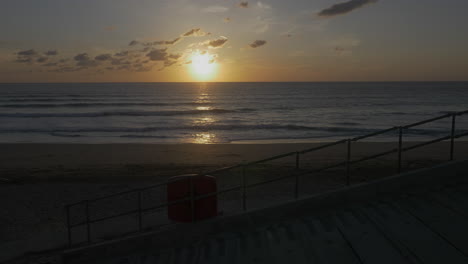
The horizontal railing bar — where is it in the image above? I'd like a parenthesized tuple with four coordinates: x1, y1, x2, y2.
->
(350, 149, 398, 165)
(71, 185, 244, 228)
(456, 110, 468, 116)
(89, 209, 139, 224)
(299, 139, 347, 154)
(246, 174, 296, 189)
(141, 186, 243, 213)
(351, 127, 399, 141)
(403, 113, 451, 129)
(202, 164, 244, 176)
(68, 200, 86, 208)
(69, 221, 88, 228)
(245, 152, 297, 166)
(86, 182, 169, 204)
(314, 161, 348, 173)
(402, 135, 451, 152)
(296, 161, 347, 177)
(455, 131, 468, 138)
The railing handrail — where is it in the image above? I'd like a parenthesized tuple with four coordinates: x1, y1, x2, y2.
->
(65, 110, 468, 246)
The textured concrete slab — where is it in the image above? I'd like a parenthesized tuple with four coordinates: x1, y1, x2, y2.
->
(63, 160, 468, 264)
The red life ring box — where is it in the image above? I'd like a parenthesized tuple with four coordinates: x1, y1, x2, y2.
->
(167, 174, 217, 222)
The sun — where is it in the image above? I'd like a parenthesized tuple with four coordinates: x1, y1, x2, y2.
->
(190, 52, 217, 80)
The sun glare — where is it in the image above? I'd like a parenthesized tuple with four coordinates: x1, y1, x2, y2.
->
(191, 52, 217, 80)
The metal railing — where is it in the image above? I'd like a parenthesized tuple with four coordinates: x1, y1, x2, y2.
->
(65, 110, 468, 247)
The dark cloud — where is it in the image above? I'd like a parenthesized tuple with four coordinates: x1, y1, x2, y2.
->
(238, 2, 249, 8)
(18, 49, 37, 56)
(74, 53, 90, 61)
(145, 48, 181, 70)
(318, 0, 377, 17)
(151, 37, 182, 45)
(249, 40, 267, 48)
(206, 37, 228, 48)
(43, 62, 58, 67)
(114, 51, 129, 57)
(163, 60, 177, 67)
(118, 65, 132, 71)
(15, 57, 33, 63)
(129, 40, 139, 46)
(146, 49, 169, 61)
(183, 28, 209, 37)
(95, 54, 112, 61)
(36, 57, 48, 63)
(15, 49, 39, 64)
(74, 53, 99, 67)
(168, 54, 181, 60)
(44, 50, 58, 56)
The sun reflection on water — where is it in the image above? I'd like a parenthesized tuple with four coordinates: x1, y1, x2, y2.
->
(193, 132, 217, 144)
(193, 117, 215, 124)
(196, 106, 212, 111)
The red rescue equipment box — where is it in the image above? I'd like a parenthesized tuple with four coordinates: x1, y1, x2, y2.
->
(167, 174, 217, 222)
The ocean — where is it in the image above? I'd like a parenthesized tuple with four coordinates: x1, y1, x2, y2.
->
(0, 82, 467, 143)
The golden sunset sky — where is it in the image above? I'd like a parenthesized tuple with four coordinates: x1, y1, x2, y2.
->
(1, 0, 468, 82)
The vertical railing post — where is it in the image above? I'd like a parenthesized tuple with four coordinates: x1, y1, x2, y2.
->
(137, 190, 142, 231)
(190, 176, 196, 222)
(295, 151, 300, 169)
(398, 127, 403, 173)
(85, 200, 91, 244)
(346, 139, 351, 186)
(295, 152, 300, 199)
(242, 164, 247, 211)
(66, 204, 72, 247)
(450, 114, 456, 161)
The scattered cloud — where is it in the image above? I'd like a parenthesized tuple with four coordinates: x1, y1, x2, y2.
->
(43, 62, 58, 67)
(318, 0, 377, 17)
(238, 1, 249, 8)
(74, 53, 89, 61)
(249, 40, 267, 48)
(36, 57, 48, 63)
(206, 37, 228, 48)
(18, 49, 37, 56)
(129, 40, 139, 46)
(10, 27, 216, 74)
(146, 49, 169, 61)
(45, 50, 58, 56)
(183, 28, 210, 37)
(95, 54, 112, 61)
(157, 37, 181, 45)
(74, 53, 99, 67)
(15, 49, 38, 63)
(202, 6, 229, 13)
(114, 51, 129, 57)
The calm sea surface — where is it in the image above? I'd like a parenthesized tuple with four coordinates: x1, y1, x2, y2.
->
(0, 82, 467, 143)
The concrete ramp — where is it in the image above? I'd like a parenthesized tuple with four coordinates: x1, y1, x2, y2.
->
(64, 160, 468, 264)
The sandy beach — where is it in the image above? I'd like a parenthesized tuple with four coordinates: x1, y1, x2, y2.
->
(1, 142, 468, 261)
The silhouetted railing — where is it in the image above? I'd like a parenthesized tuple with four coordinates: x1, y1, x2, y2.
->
(65, 110, 468, 247)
